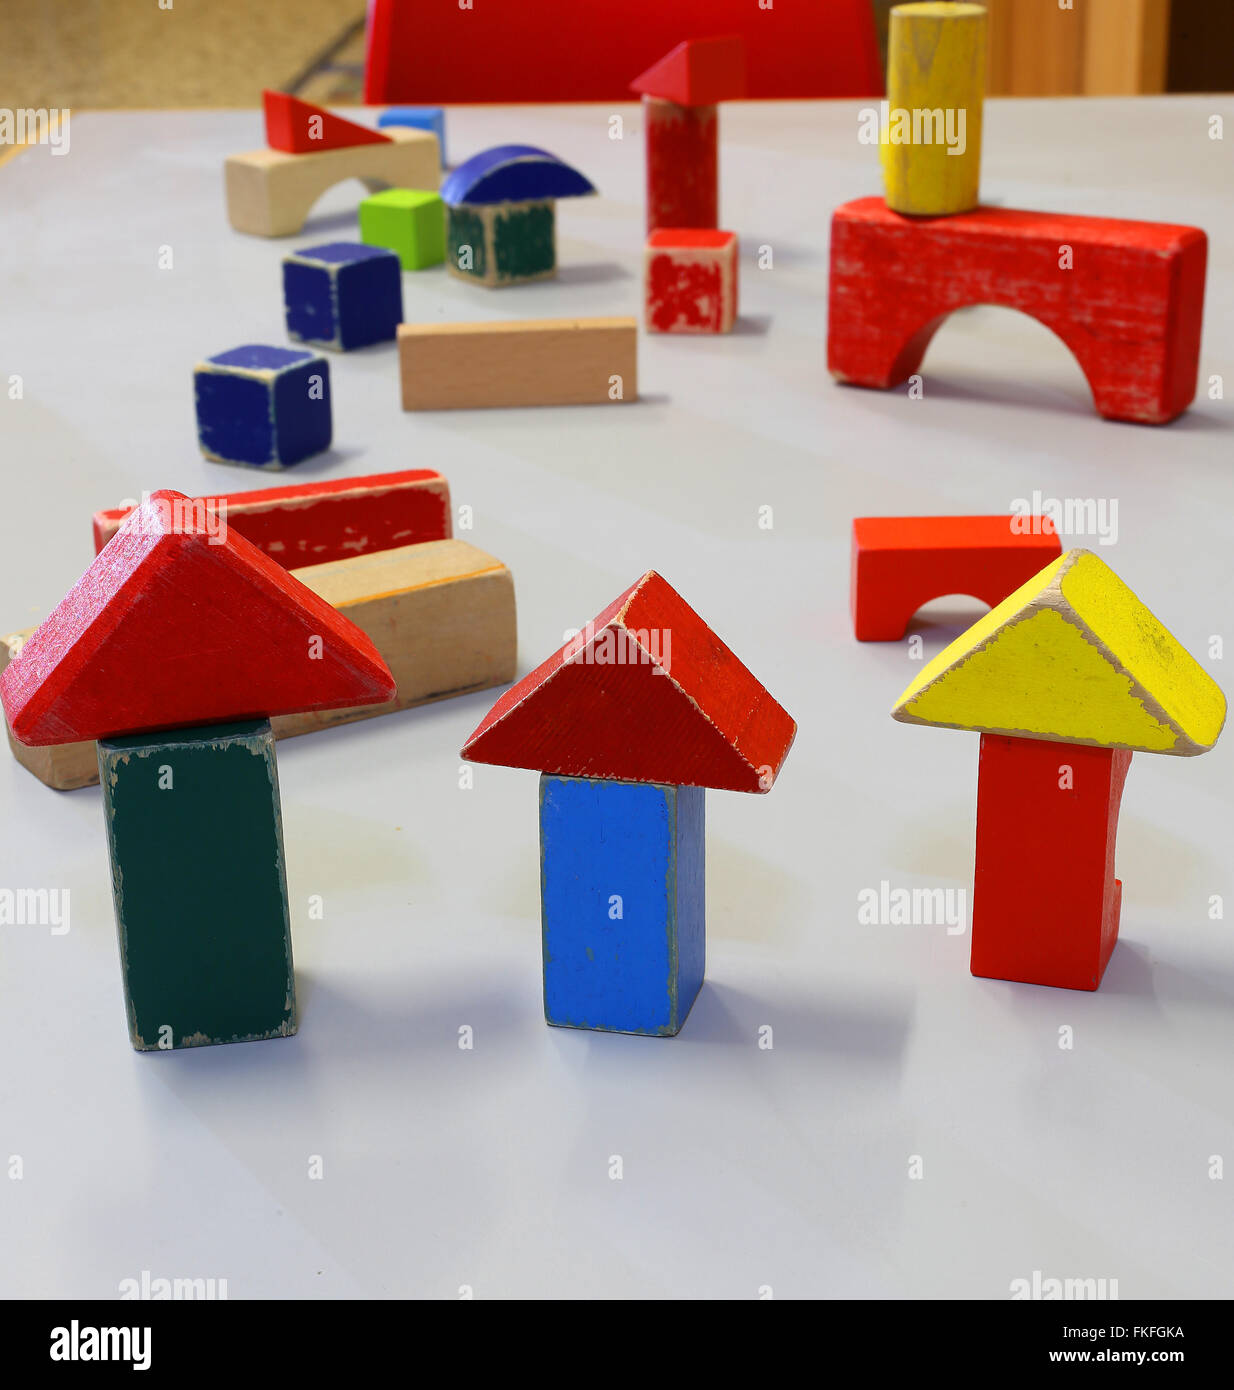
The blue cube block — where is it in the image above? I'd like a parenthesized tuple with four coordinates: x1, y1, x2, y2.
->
(377, 106, 446, 165)
(282, 241, 403, 352)
(539, 775, 705, 1036)
(194, 345, 332, 470)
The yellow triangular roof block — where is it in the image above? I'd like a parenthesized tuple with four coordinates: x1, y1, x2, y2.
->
(892, 549, 1226, 755)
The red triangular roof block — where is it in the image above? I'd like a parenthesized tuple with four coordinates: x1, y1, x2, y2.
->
(263, 90, 392, 153)
(1, 491, 395, 745)
(462, 571, 795, 792)
(629, 35, 747, 106)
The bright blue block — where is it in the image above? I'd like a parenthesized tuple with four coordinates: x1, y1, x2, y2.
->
(283, 241, 403, 351)
(441, 144, 596, 206)
(377, 106, 446, 164)
(539, 775, 705, 1037)
(194, 344, 332, 469)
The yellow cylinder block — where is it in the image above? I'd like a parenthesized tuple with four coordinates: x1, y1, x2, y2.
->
(882, 2, 987, 216)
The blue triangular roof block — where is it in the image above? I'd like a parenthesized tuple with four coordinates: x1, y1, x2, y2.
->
(441, 145, 596, 206)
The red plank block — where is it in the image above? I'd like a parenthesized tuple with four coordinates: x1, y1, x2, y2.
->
(971, 734, 1131, 991)
(851, 515, 1061, 642)
(644, 97, 717, 234)
(645, 229, 738, 334)
(2, 490, 395, 745)
(630, 35, 747, 107)
(828, 197, 1207, 425)
(93, 470, 451, 566)
(462, 571, 796, 792)
(263, 90, 391, 153)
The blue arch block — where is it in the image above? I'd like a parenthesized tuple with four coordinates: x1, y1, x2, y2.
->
(539, 775, 705, 1036)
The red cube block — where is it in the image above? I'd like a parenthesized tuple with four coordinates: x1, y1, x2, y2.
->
(644, 229, 738, 334)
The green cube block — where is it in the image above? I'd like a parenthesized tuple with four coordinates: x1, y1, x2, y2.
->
(98, 720, 296, 1051)
(359, 188, 446, 271)
(446, 198, 557, 287)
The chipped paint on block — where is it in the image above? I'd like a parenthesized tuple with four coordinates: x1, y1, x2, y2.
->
(98, 720, 296, 1051)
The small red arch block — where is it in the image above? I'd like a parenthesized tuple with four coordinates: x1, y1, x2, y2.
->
(828, 197, 1207, 425)
(851, 515, 1061, 642)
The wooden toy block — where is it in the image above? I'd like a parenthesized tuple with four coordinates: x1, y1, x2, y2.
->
(644, 229, 738, 333)
(377, 106, 446, 165)
(263, 90, 390, 153)
(441, 145, 596, 286)
(892, 548, 1226, 754)
(971, 734, 1130, 992)
(359, 189, 446, 271)
(94, 469, 451, 564)
(851, 515, 1061, 642)
(398, 318, 638, 411)
(828, 197, 1207, 425)
(643, 97, 717, 233)
(194, 345, 332, 469)
(464, 570, 796, 791)
(630, 35, 747, 107)
(3, 538, 513, 790)
(892, 548, 1225, 991)
(1, 491, 395, 746)
(463, 570, 795, 1036)
(99, 719, 296, 1050)
(540, 776, 705, 1036)
(882, 3, 987, 216)
(283, 241, 403, 351)
(224, 126, 439, 238)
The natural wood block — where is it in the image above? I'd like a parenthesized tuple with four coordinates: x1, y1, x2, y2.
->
(882, 2, 987, 215)
(3, 539, 516, 790)
(225, 126, 439, 238)
(398, 317, 638, 410)
(99, 719, 296, 1050)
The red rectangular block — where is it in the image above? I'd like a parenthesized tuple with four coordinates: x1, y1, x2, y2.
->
(850, 515, 1061, 641)
(93, 470, 451, 568)
(644, 97, 717, 234)
(828, 197, 1207, 425)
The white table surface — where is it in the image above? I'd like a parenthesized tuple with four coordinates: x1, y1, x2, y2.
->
(1, 97, 1233, 1300)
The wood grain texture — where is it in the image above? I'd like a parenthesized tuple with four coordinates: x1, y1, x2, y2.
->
(463, 570, 796, 792)
(851, 514, 1061, 641)
(882, 2, 986, 215)
(892, 548, 1226, 755)
(644, 97, 717, 234)
(100, 719, 296, 1050)
(629, 35, 747, 107)
(827, 196, 1207, 424)
(1082, 0, 1170, 95)
(1, 490, 395, 746)
(644, 229, 738, 334)
(225, 126, 439, 238)
(398, 317, 637, 410)
(93, 470, 452, 565)
(971, 734, 1131, 990)
(3, 539, 515, 789)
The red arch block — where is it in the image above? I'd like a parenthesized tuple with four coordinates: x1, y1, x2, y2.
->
(828, 198, 1207, 425)
(852, 516, 1061, 642)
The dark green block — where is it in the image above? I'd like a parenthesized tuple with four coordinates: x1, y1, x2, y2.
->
(492, 201, 555, 284)
(447, 204, 489, 282)
(98, 720, 296, 1051)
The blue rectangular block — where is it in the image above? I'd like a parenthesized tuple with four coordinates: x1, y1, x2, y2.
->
(194, 344, 332, 469)
(283, 241, 403, 352)
(377, 106, 446, 164)
(539, 775, 705, 1036)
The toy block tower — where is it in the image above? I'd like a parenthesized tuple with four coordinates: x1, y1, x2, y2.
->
(0, 492, 395, 1049)
(891, 549, 1226, 991)
(462, 571, 796, 1036)
(827, 3, 1207, 425)
(631, 36, 746, 234)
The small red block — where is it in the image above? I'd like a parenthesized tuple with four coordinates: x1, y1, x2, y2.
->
(645, 229, 738, 334)
(851, 515, 1062, 641)
(630, 35, 747, 106)
(263, 90, 391, 154)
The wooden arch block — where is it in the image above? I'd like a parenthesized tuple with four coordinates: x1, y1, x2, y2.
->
(851, 515, 1061, 641)
(827, 197, 1207, 425)
(224, 127, 439, 238)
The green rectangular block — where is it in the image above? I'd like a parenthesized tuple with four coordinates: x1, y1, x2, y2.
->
(359, 187, 446, 270)
(98, 720, 297, 1051)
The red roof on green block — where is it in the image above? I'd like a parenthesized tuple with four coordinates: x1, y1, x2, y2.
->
(1, 490, 395, 745)
(630, 35, 747, 106)
(461, 571, 795, 792)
